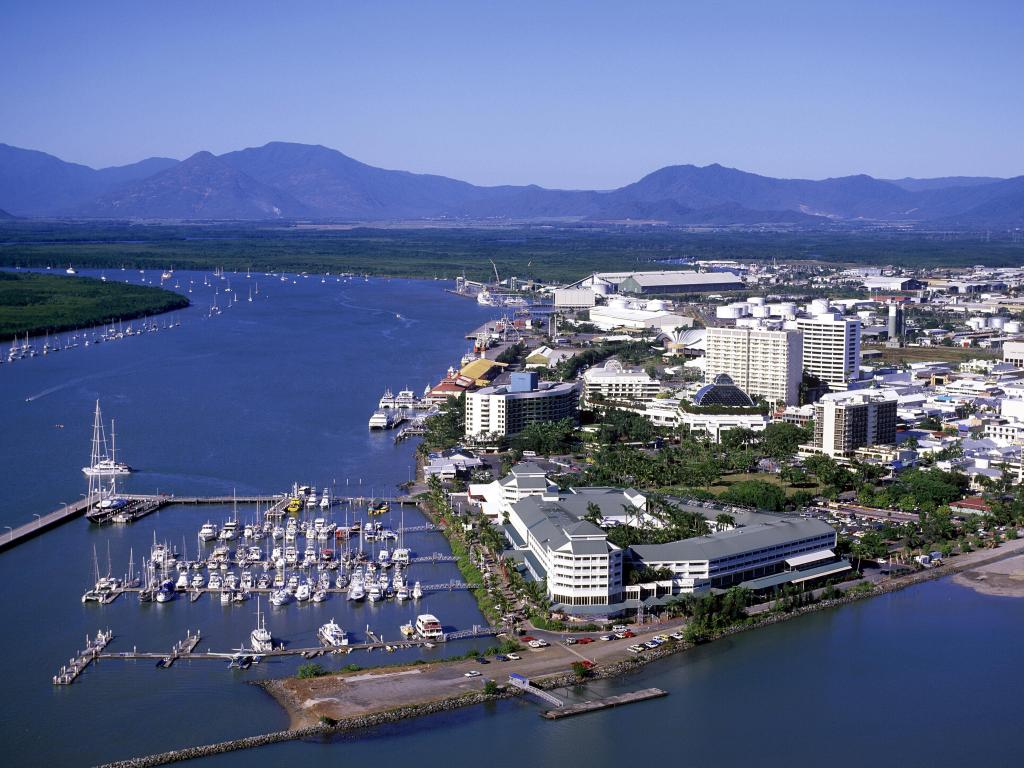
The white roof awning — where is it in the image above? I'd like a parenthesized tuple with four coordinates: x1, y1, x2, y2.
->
(792, 562, 851, 584)
(785, 549, 835, 568)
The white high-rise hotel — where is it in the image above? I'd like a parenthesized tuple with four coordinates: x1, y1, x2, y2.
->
(795, 314, 861, 390)
(704, 327, 802, 406)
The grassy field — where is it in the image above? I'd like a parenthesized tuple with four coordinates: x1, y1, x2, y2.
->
(864, 344, 999, 365)
(1, 222, 1022, 283)
(0, 272, 189, 340)
(659, 472, 824, 499)
(708, 472, 824, 498)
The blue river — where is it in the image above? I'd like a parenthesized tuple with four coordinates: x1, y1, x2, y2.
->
(0, 270, 1019, 767)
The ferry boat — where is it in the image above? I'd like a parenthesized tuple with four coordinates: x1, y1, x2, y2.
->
(318, 620, 348, 647)
(415, 614, 443, 640)
(250, 599, 273, 651)
(368, 409, 403, 430)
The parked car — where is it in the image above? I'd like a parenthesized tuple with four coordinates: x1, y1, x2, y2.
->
(464, 670, 482, 677)
(493, 654, 509, 662)
(577, 637, 594, 645)
(564, 637, 578, 645)
(474, 657, 490, 664)
(612, 624, 627, 633)
(506, 653, 521, 660)
(599, 634, 613, 641)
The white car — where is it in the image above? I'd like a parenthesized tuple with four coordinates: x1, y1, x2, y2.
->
(464, 670, 482, 678)
(599, 634, 613, 641)
(506, 653, 521, 660)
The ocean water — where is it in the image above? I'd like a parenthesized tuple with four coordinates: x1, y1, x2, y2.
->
(1, 270, 1020, 767)
(0, 270, 498, 766)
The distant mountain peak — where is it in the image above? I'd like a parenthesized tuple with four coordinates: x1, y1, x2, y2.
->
(0, 141, 1019, 226)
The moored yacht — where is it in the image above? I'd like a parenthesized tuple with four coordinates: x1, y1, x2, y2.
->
(414, 613, 443, 640)
(250, 598, 274, 651)
(199, 521, 218, 542)
(318, 619, 348, 647)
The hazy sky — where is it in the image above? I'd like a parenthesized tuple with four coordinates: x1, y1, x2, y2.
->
(2, 0, 1021, 187)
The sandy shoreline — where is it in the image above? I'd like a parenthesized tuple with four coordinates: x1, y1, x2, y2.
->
(953, 553, 1024, 597)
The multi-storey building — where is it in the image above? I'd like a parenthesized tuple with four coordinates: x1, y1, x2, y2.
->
(704, 326, 802, 406)
(582, 359, 661, 406)
(506, 492, 625, 608)
(464, 372, 580, 439)
(796, 314, 862, 389)
(807, 390, 897, 458)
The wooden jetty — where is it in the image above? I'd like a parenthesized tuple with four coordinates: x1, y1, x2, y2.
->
(53, 629, 114, 685)
(541, 688, 668, 719)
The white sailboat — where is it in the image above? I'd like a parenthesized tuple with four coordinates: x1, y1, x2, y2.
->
(82, 401, 133, 476)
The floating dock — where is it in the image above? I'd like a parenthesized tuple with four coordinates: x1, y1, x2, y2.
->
(52, 629, 114, 685)
(1, 492, 423, 554)
(541, 688, 668, 719)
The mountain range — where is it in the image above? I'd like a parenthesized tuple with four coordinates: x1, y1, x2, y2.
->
(1, 141, 1021, 227)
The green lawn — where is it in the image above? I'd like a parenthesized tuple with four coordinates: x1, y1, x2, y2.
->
(707, 472, 824, 498)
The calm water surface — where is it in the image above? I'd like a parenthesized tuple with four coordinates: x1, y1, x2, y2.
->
(0, 271, 1020, 767)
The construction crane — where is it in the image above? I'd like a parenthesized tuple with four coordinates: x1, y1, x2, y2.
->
(489, 259, 500, 287)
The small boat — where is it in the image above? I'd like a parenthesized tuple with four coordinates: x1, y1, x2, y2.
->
(318, 619, 348, 647)
(270, 589, 292, 607)
(221, 589, 233, 605)
(312, 589, 327, 603)
(367, 583, 382, 602)
(400, 621, 415, 637)
(199, 521, 218, 542)
(295, 582, 311, 602)
(412, 581, 423, 600)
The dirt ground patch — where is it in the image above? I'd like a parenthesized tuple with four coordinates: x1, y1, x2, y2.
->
(953, 553, 1024, 597)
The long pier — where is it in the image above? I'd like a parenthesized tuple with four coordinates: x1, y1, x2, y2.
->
(1, 492, 424, 554)
(541, 688, 668, 719)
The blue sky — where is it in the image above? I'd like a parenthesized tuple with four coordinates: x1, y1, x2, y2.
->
(1, 0, 1021, 187)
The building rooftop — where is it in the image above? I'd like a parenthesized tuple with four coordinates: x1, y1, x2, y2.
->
(693, 374, 756, 407)
(630, 516, 835, 563)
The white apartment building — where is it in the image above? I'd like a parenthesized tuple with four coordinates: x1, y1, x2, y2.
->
(807, 389, 898, 459)
(582, 359, 661, 406)
(704, 326, 802, 406)
(795, 314, 861, 389)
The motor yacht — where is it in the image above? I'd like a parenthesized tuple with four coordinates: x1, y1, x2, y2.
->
(318, 620, 348, 647)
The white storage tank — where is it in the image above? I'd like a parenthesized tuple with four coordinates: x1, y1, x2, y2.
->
(608, 297, 628, 310)
(810, 299, 832, 315)
(967, 317, 988, 331)
(751, 305, 769, 318)
(1004, 321, 1022, 334)
(990, 317, 1005, 330)
(748, 297, 766, 306)
(716, 305, 745, 320)
(646, 299, 667, 312)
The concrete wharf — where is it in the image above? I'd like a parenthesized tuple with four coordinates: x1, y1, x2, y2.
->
(541, 688, 668, 719)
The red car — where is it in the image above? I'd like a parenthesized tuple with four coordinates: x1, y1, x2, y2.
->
(577, 637, 594, 645)
(521, 636, 536, 643)
(623, 631, 635, 638)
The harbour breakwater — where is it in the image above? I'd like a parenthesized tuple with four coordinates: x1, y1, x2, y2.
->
(96, 532, 1024, 767)
(97, 690, 506, 768)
